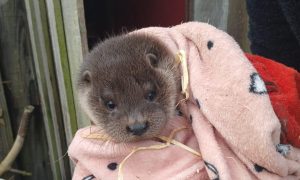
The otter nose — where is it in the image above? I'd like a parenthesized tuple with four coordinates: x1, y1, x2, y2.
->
(126, 122, 149, 136)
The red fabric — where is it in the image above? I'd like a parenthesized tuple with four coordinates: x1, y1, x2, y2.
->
(246, 54, 300, 148)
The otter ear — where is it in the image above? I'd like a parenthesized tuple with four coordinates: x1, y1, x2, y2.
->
(81, 70, 92, 85)
(146, 53, 158, 68)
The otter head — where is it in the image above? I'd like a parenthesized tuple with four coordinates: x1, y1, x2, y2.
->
(77, 34, 180, 142)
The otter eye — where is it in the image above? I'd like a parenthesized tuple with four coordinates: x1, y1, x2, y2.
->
(146, 91, 156, 101)
(105, 100, 116, 110)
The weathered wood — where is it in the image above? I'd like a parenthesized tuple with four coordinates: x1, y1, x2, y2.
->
(77, 0, 89, 56)
(227, 0, 250, 52)
(0, 74, 14, 157)
(186, 0, 194, 21)
(26, 0, 90, 177)
(44, 0, 78, 150)
(25, 0, 72, 179)
(47, 0, 90, 174)
(60, 0, 90, 130)
(0, 73, 14, 180)
(0, 0, 53, 179)
(192, 0, 229, 31)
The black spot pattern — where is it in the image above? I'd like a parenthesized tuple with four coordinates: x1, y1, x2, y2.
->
(195, 99, 201, 109)
(107, 162, 118, 170)
(189, 115, 193, 123)
(249, 72, 267, 94)
(276, 144, 291, 156)
(254, 164, 264, 172)
(204, 161, 219, 179)
(207, 41, 214, 49)
(82, 175, 95, 180)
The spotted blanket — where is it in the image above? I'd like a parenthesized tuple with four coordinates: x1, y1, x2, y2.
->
(68, 22, 300, 180)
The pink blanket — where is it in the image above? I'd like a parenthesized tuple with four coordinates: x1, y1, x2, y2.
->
(68, 22, 300, 180)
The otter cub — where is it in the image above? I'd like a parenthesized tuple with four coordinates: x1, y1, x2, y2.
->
(77, 34, 181, 142)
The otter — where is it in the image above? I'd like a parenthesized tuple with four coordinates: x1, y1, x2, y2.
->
(77, 34, 181, 142)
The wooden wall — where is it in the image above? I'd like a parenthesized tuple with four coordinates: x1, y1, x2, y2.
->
(1, 0, 87, 179)
(0, 0, 53, 179)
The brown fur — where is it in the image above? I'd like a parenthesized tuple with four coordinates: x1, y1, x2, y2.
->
(77, 33, 180, 142)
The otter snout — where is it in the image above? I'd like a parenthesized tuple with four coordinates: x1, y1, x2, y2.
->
(126, 112, 149, 136)
(126, 121, 149, 136)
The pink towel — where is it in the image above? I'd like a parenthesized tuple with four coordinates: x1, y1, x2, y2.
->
(69, 22, 300, 180)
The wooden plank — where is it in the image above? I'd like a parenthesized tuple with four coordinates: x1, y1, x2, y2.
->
(27, 0, 90, 177)
(0, 0, 53, 179)
(77, 0, 89, 55)
(25, 0, 72, 179)
(192, 0, 229, 31)
(60, 0, 90, 129)
(45, 0, 78, 148)
(186, 0, 194, 21)
(24, 1, 60, 179)
(227, 0, 250, 52)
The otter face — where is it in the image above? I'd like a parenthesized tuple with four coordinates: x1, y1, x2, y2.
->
(77, 34, 180, 142)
